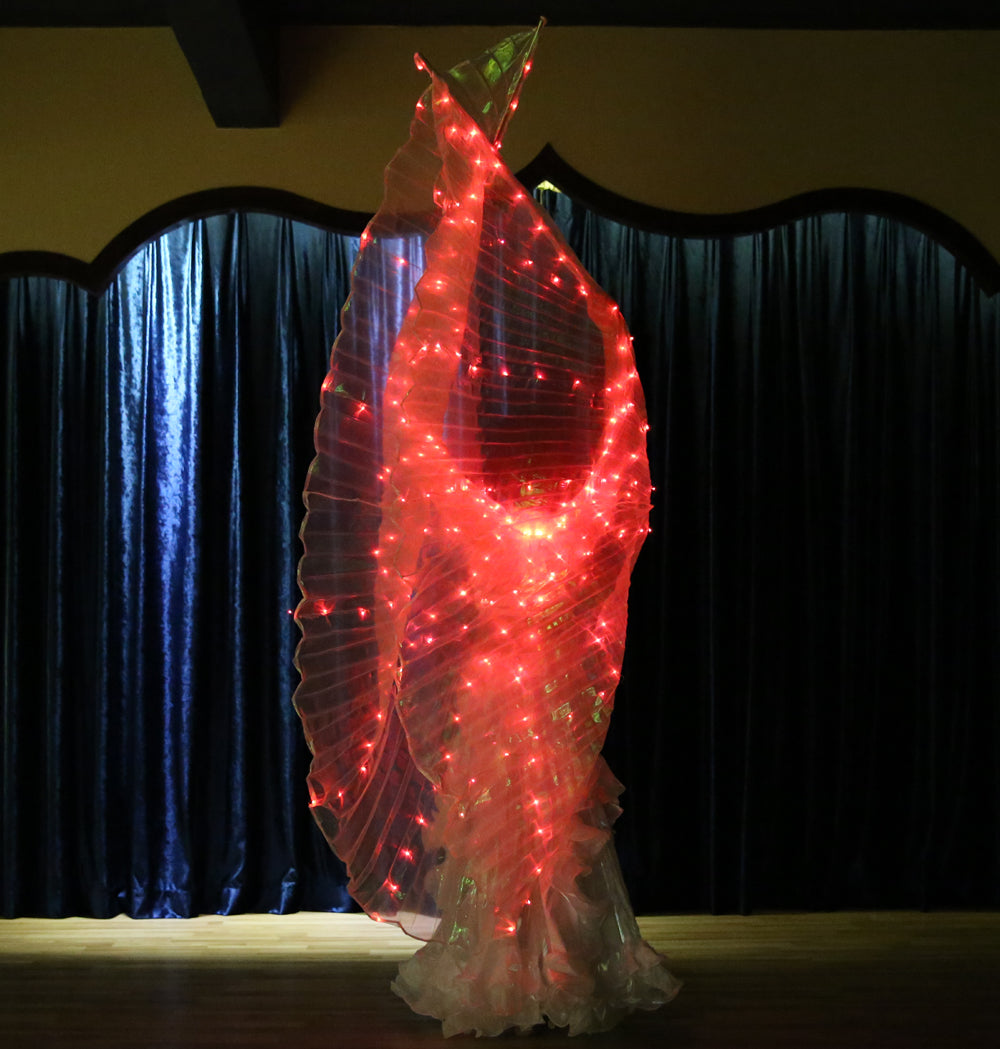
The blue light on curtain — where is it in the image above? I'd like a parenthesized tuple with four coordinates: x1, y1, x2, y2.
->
(2, 202, 999, 918)
(2, 214, 360, 917)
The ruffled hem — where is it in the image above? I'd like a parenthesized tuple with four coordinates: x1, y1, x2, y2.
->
(392, 937, 679, 1037)
(390, 841, 681, 1037)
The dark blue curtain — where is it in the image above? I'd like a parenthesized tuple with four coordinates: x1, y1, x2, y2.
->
(3, 201, 999, 917)
(2, 214, 356, 917)
(539, 195, 1000, 914)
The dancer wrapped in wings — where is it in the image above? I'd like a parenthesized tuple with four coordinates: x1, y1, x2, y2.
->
(294, 24, 680, 1036)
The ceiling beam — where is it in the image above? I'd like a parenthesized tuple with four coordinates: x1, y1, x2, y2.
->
(279, 1, 1000, 28)
(3, 0, 1000, 29)
(167, 0, 279, 128)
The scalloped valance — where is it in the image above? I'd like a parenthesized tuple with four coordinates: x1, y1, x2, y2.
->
(3, 26, 1000, 291)
(3, 154, 999, 295)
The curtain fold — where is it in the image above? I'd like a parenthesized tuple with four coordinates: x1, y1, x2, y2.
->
(2, 201, 998, 917)
(2, 214, 357, 917)
(537, 193, 1000, 913)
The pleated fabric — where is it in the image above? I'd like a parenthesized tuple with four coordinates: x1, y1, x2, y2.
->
(293, 26, 679, 1036)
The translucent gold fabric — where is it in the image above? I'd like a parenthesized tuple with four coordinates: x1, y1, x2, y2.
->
(294, 26, 679, 1035)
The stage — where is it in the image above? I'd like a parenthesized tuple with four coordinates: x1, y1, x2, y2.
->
(1, 911, 997, 1047)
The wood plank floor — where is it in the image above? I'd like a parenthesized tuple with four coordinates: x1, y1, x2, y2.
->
(1, 911, 998, 1047)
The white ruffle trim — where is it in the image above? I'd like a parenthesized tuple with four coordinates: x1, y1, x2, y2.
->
(390, 843, 681, 1037)
(392, 935, 679, 1037)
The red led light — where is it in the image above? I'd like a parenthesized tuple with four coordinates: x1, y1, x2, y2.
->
(293, 21, 667, 1033)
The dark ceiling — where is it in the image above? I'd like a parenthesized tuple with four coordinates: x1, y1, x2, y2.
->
(5, 2, 999, 127)
(5, 2, 1000, 29)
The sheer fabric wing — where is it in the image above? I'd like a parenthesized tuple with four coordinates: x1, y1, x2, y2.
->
(294, 26, 549, 939)
(295, 26, 657, 972)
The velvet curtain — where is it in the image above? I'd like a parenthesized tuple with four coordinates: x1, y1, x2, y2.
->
(2, 201, 998, 917)
(2, 214, 356, 917)
(542, 193, 1000, 914)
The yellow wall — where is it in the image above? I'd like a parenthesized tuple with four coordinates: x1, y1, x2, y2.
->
(2, 26, 1000, 265)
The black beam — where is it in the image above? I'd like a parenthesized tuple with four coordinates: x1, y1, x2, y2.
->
(278, 1, 1000, 28)
(4, 0, 1000, 29)
(1, 2, 169, 27)
(167, 0, 279, 128)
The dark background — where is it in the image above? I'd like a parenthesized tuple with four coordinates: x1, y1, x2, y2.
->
(3, 183, 998, 918)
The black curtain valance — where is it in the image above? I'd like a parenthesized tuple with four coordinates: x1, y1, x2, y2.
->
(2, 149, 998, 296)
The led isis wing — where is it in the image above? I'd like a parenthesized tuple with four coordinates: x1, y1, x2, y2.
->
(294, 23, 678, 1036)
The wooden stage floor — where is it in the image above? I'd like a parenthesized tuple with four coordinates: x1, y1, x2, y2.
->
(1, 911, 997, 1047)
